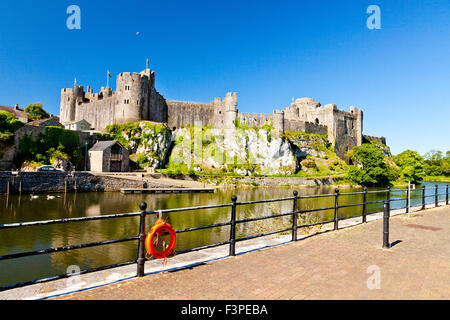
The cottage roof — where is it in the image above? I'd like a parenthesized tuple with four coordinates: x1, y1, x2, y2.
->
(89, 141, 124, 152)
(65, 119, 91, 125)
(26, 116, 62, 127)
(0, 105, 29, 120)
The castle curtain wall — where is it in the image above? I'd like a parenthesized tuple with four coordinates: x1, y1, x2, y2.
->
(284, 119, 328, 136)
(166, 101, 215, 129)
(74, 96, 116, 131)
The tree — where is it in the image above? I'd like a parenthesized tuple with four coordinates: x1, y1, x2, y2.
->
(393, 150, 425, 183)
(16, 126, 82, 167)
(424, 150, 442, 165)
(0, 111, 24, 143)
(24, 103, 50, 121)
(423, 149, 449, 177)
(347, 143, 397, 186)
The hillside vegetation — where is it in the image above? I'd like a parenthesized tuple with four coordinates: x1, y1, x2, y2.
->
(106, 122, 347, 177)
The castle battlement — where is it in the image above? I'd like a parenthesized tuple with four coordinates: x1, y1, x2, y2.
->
(61, 88, 73, 94)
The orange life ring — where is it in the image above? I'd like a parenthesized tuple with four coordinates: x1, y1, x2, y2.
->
(145, 218, 176, 259)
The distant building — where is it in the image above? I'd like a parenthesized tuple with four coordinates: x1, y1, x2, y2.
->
(88, 141, 129, 172)
(0, 104, 30, 123)
(64, 119, 91, 131)
(26, 116, 63, 128)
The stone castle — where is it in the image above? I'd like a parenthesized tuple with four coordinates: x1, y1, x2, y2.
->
(60, 68, 384, 159)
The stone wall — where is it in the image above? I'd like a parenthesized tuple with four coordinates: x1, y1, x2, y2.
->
(0, 145, 15, 170)
(239, 112, 269, 128)
(0, 172, 147, 194)
(0, 127, 103, 171)
(363, 134, 387, 145)
(284, 119, 328, 136)
(74, 96, 116, 131)
(149, 90, 168, 123)
(166, 101, 215, 129)
(88, 151, 104, 172)
(227, 175, 343, 187)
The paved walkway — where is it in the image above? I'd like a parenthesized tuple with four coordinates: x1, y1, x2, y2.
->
(54, 205, 450, 300)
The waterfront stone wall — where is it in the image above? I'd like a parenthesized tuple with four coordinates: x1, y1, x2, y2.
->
(0, 172, 147, 194)
(226, 175, 344, 187)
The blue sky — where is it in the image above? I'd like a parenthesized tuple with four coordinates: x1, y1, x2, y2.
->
(0, 0, 448, 155)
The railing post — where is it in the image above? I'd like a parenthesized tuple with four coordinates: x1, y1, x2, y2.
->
(406, 183, 410, 214)
(382, 200, 390, 249)
(292, 190, 298, 241)
(421, 186, 426, 210)
(229, 195, 237, 256)
(362, 187, 367, 223)
(334, 188, 339, 230)
(387, 186, 391, 203)
(137, 202, 147, 277)
(446, 184, 449, 205)
(435, 184, 439, 207)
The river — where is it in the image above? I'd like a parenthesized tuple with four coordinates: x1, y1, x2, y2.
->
(0, 181, 447, 288)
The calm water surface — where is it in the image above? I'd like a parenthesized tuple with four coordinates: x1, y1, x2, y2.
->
(0, 182, 447, 287)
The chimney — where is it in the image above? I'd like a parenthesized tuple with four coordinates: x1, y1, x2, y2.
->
(14, 104, 19, 110)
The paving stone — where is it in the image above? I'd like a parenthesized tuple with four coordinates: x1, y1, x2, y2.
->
(49, 205, 450, 300)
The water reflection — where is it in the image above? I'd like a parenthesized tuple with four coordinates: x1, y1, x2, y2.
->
(0, 182, 447, 287)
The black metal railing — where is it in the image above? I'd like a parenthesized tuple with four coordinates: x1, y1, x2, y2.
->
(0, 184, 448, 292)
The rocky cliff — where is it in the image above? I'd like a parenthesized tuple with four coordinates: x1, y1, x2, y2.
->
(106, 122, 347, 176)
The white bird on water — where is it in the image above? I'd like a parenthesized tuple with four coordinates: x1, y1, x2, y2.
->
(47, 195, 55, 200)
(30, 194, 39, 199)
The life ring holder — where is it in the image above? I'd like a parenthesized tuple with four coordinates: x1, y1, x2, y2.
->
(145, 211, 176, 260)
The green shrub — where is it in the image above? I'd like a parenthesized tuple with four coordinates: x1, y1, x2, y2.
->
(347, 143, 398, 186)
(0, 111, 24, 145)
(393, 150, 425, 183)
(16, 127, 82, 168)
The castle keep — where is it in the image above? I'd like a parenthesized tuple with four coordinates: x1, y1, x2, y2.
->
(60, 68, 374, 159)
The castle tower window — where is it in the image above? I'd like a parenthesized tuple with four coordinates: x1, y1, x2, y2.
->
(315, 118, 319, 124)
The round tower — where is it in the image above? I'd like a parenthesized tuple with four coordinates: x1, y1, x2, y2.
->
(350, 106, 363, 146)
(60, 88, 73, 124)
(60, 85, 83, 124)
(272, 110, 285, 134)
(223, 92, 238, 131)
(115, 73, 149, 124)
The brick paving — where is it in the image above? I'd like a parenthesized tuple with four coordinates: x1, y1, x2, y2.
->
(53, 205, 450, 300)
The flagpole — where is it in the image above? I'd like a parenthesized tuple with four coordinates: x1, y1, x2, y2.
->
(107, 70, 109, 88)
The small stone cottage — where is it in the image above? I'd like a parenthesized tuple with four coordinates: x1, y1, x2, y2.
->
(88, 141, 129, 172)
(64, 119, 91, 131)
(26, 116, 63, 128)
